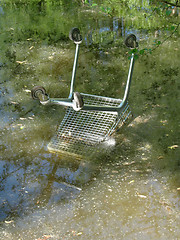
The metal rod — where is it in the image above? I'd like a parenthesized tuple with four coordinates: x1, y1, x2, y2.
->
(69, 43, 80, 99)
(122, 53, 135, 104)
(80, 53, 135, 112)
(48, 98, 73, 107)
(39, 53, 135, 113)
(81, 104, 120, 113)
(40, 98, 72, 107)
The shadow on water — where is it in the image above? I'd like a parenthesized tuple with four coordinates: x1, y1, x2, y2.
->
(0, 1, 180, 239)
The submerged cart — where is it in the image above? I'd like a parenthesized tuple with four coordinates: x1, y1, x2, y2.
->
(31, 28, 138, 157)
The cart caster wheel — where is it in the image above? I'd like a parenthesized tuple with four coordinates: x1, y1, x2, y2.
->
(69, 28, 82, 43)
(125, 34, 138, 48)
(73, 92, 84, 110)
(31, 86, 47, 100)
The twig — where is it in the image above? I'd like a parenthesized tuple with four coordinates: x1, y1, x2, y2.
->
(160, 0, 180, 7)
(152, 22, 180, 52)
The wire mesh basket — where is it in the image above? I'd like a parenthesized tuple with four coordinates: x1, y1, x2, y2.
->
(47, 93, 132, 157)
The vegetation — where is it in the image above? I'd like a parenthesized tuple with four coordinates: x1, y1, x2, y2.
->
(0, 1, 179, 64)
(0, 1, 179, 234)
(1, 0, 179, 44)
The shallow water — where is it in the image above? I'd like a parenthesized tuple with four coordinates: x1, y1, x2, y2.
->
(0, 1, 180, 239)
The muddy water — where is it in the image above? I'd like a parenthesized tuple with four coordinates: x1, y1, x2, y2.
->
(0, 2, 180, 240)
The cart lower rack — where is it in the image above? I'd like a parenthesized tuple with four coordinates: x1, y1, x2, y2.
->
(48, 94, 131, 156)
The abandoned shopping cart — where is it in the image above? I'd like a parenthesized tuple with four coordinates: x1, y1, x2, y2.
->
(31, 28, 138, 157)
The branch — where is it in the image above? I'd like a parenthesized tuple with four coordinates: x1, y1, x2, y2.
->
(160, 0, 180, 7)
(152, 23, 180, 52)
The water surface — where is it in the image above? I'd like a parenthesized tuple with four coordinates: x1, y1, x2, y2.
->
(0, 1, 179, 239)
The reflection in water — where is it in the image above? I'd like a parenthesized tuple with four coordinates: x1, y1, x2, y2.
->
(0, 136, 98, 221)
(0, 1, 180, 239)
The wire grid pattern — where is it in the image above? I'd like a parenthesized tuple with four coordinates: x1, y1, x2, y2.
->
(48, 93, 131, 157)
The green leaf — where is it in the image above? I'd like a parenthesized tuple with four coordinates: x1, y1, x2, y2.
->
(100, 6, 105, 12)
(139, 49, 144, 55)
(132, 48, 138, 53)
(166, 10, 171, 16)
(134, 54, 139, 60)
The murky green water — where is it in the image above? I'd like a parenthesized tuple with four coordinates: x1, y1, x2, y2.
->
(0, 1, 179, 239)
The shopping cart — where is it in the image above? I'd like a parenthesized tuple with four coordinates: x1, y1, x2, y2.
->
(31, 28, 138, 157)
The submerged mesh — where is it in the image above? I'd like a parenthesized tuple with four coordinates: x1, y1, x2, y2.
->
(47, 93, 131, 157)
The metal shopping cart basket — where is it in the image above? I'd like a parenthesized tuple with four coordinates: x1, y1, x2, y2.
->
(31, 28, 138, 158)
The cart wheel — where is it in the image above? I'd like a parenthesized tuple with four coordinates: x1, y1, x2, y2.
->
(69, 28, 82, 43)
(73, 92, 84, 109)
(125, 34, 138, 48)
(31, 86, 47, 100)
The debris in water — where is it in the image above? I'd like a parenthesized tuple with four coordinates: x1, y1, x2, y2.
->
(16, 60, 27, 64)
(37, 235, 52, 240)
(160, 119, 168, 124)
(11, 101, 19, 105)
(62, 182, 82, 191)
(77, 232, 83, 236)
(71, 230, 83, 236)
(168, 145, 178, 150)
(159, 200, 174, 214)
(123, 161, 135, 166)
(23, 89, 31, 93)
(5, 220, 14, 224)
(136, 193, 147, 199)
